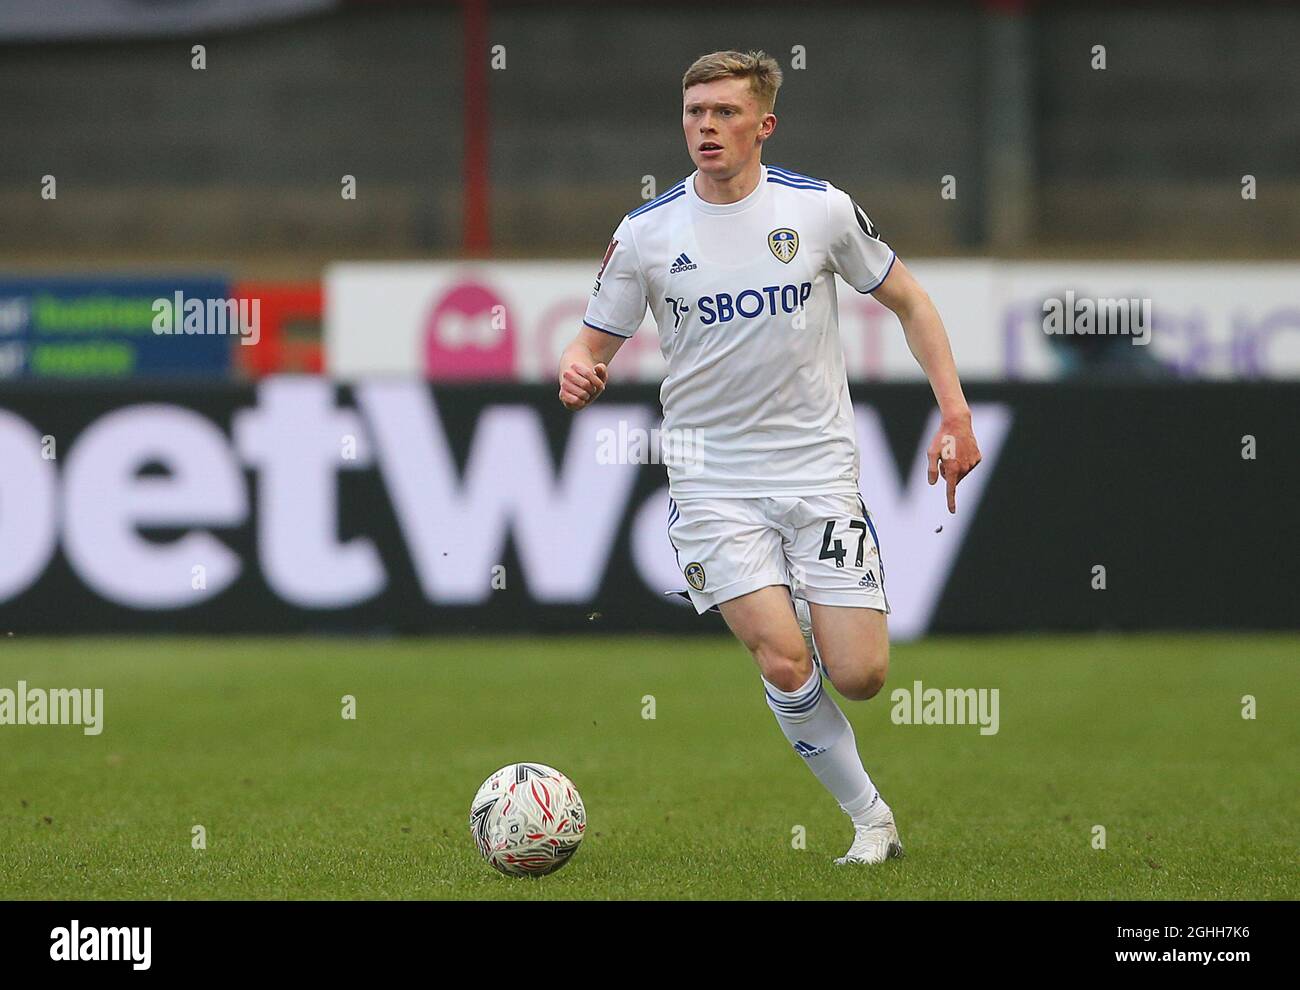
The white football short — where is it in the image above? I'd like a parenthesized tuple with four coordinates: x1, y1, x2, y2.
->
(666, 492, 890, 615)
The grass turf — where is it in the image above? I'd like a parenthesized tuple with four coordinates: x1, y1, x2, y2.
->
(0, 633, 1295, 900)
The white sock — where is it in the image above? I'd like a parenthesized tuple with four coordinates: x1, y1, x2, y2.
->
(762, 665, 887, 825)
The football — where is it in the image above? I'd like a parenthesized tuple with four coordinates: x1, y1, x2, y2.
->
(468, 763, 587, 877)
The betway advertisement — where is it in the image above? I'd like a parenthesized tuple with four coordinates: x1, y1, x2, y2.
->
(0, 380, 1292, 635)
(325, 261, 1300, 382)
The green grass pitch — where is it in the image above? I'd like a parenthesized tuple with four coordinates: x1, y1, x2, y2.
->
(0, 633, 1295, 900)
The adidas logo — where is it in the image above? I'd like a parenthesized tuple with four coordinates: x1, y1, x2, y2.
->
(668, 252, 698, 274)
(858, 571, 879, 590)
(793, 740, 828, 758)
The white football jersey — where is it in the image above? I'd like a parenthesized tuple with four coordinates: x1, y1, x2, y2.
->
(583, 163, 895, 498)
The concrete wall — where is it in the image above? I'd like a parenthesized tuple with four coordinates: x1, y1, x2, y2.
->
(0, 3, 1295, 269)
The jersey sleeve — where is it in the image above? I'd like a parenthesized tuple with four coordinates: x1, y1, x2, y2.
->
(826, 185, 896, 294)
(583, 216, 648, 337)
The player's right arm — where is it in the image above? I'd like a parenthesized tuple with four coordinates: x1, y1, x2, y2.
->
(558, 326, 623, 410)
(559, 216, 648, 412)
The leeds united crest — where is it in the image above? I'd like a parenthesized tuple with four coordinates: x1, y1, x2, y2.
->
(768, 228, 799, 264)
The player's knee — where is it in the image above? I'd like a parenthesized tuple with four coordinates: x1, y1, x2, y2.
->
(833, 644, 889, 701)
(755, 640, 814, 693)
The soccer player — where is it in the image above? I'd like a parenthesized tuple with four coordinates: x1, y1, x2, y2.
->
(558, 50, 981, 865)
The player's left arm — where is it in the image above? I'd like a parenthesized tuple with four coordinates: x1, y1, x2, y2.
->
(872, 259, 981, 513)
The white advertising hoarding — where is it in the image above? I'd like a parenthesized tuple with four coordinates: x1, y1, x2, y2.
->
(326, 261, 1300, 382)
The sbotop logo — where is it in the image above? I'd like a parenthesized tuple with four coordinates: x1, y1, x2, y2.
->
(151, 291, 260, 346)
(1042, 290, 1151, 346)
(595, 420, 707, 477)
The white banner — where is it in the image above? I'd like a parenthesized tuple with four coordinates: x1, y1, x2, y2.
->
(325, 260, 1300, 382)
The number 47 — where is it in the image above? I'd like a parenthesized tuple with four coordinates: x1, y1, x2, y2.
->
(818, 518, 867, 569)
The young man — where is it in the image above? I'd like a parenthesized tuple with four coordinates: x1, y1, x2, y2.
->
(558, 50, 981, 865)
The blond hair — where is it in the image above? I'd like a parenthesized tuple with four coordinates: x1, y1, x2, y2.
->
(682, 50, 783, 114)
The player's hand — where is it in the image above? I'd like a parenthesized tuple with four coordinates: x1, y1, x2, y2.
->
(558, 361, 608, 411)
(927, 412, 981, 514)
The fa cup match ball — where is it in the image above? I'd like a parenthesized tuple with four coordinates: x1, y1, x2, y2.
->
(468, 763, 586, 877)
